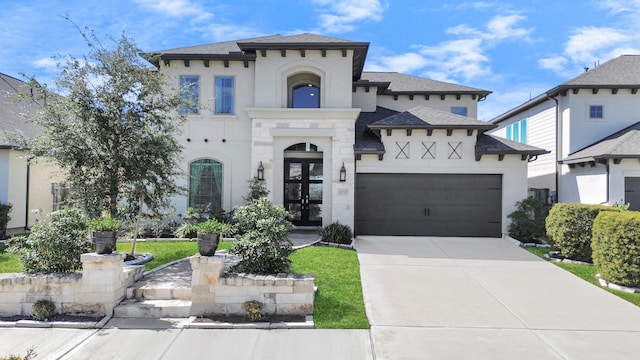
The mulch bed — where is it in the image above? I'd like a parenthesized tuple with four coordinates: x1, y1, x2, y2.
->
(193, 314, 306, 324)
(0, 314, 105, 323)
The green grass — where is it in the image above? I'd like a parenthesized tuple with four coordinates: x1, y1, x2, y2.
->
(0, 252, 23, 273)
(290, 246, 370, 329)
(117, 240, 233, 271)
(526, 247, 640, 307)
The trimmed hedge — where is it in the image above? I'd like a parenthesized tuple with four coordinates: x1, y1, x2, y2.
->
(545, 203, 619, 262)
(592, 211, 640, 287)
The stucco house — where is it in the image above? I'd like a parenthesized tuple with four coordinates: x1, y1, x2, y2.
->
(490, 55, 640, 209)
(0, 73, 64, 234)
(146, 34, 546, 237)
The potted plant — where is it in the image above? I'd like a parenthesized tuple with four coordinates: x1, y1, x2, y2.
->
(89, 214, 121, 254)
(195, 218, 231, 256)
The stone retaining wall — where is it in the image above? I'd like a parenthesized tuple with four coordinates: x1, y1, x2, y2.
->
(190, 254, 315, 316)
(0, 253, 143, 317)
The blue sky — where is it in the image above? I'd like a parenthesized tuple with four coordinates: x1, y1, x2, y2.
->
(2, 0, 639, 120)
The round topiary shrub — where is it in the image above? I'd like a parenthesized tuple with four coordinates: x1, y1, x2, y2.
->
(592, 211, 640, 287)
(507, 197, 548, 242)
(319, 222, 353, 245)
(545, 203, 619, 262)
(32, 299, 57, 321)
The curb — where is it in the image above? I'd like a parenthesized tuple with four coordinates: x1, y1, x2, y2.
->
(0, 315, 111, 329)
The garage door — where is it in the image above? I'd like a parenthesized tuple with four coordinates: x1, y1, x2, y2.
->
(355, 173, 502, 237)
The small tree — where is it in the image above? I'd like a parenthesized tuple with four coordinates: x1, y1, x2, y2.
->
(21, 23, 185, 221)
(0, 203, 11, 239)
(507, 197, 548, 242)
(243, 178, 269, 203)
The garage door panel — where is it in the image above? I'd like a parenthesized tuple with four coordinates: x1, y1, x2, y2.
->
(356, 174, 502, 237)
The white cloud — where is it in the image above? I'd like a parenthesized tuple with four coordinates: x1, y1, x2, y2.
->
(202, 23, 262, 43)
(133, 0, 213, 22)
(565, 27, 630, 63)
(485, 14, 532, 41)
(32, 57, 58, 71)
(419, 38, 490, 82)
(538, 56, 568, 74)
(366, 53, 429, 73)
(312, 0, 384, 33)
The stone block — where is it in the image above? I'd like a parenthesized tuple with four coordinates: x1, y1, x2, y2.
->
(274, 273, 288, 286)
(293, 285, 315, 294)
(61, 302, 105, 316)
(275, 293, 310, 304)
(263, 275, 276, 285)
(253, 275, 266, 286)
(276, 303, 314, 315)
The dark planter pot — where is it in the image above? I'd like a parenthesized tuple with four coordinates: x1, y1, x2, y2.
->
(92, 231, 117, 254)
(197, 232, 220, 256)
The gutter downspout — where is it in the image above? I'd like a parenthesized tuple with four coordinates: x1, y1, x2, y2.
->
(547, 95, 560, 203)
(603, 161, 610, 205)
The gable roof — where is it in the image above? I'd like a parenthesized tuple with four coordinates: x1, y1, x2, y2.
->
(1, 73, 42, 147)
(561, 121, 640, 165)
(492, 55, 640, 124)
(354, 106, 398, 154)
(359, 72, 491, 99)
(145, 33, 369, 80)
(368, 106, 497, 131)
(475, 134, 549, 161)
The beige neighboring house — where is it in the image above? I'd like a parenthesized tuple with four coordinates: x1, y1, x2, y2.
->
(0, 73, 64, 234)
(146, 34, 546, 237)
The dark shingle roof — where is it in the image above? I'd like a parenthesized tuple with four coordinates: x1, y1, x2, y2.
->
(475, 134, 549, 160)
(1, 73, 42, 146)
(360, 72, 491, 95)
(354, 107, 398, 153)
(561, 122, 640, 164)
(368, 106, 496, 130)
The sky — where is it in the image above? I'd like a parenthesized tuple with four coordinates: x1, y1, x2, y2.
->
(2, 0, 640, 121)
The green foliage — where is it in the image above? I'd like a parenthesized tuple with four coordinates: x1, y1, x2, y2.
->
(243, 177, 269, 203)
(32, 299, 56, 321)
(320, 222, 353, 244)
(592, 211, 640, 287)
(88, 213, 121, 231)
(175, 223, 199, 238)
(195, 219, 232, 236)
(20, 24, 185, 221)
(0, 347, 37, 360)
(242, 300, 265, 321)
(614, 201, 631, 211)
(231, 198, 294, 274)
(7, 208, 92, 273)
(0, 203, 11, 238)
(545, 203, 618, 262)
(507, 197, 548, 241)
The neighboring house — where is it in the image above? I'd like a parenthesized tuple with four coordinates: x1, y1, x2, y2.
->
(490, 55, 640, 209)
(0, 73, 63, 233)
(146, 34, 546, 237)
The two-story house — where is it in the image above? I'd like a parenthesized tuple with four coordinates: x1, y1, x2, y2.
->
(490, 55, 640, 209)
(146, 34, 546, 237)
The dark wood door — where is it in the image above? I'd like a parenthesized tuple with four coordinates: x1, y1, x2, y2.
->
(625, 177, 640, 210)
(284, 159, 323, 226)
(355, 173, 502, 237)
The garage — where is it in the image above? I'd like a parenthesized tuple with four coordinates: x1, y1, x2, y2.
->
(355, 173, 502, 237)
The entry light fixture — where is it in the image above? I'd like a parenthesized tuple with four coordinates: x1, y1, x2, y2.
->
(340, 162, 347, 182)
(257, 161, 264, 181)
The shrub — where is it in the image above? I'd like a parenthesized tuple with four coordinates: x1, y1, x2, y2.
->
(231, 198, 294, 274)
(0, 203, 12, 238)
(175, 223, 198, 238)
(243, 177, 269, 203)
(32, 299, 57, 321)
(7, 208, 92, 273)
(592, 211, 640, 287)
(320, 222, 353, 244)
(242, 300, 265, 321)
(195, 219, 232, 236)
(545, 203, 619, 262)
(1, 348, 36, 360)
(507, 197, 548, 241)
(88, 213, 121, 231)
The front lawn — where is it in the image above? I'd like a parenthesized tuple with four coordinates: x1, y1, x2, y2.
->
(526, 247, 640, 307)
(116, 240, 233, 271)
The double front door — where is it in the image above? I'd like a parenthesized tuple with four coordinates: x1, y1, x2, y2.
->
(284, 159, 323, 226)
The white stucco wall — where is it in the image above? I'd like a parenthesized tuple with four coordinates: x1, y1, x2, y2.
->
(375, 94, 479, 119)
(356, 128, 529, 234)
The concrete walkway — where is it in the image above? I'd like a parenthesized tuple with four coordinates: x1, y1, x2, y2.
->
(356, 236, 640, 360)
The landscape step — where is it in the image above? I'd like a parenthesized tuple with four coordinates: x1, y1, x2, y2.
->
(126, 285, 191, 301)
(113, 299, 191, 318)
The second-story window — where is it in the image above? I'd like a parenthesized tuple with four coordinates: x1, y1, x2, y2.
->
(179, 75, 199, 115)
(451, 106, 468, 116)
(215, 76, 235, 114)
(293, 84, 320, 108)
(590, 105, 603, 119)
(506, 119, 527, 144)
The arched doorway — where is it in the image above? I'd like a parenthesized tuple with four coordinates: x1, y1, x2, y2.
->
(283, 142, 323, 226)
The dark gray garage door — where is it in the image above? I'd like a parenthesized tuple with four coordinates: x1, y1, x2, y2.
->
(625, 178, 640, 210)
(355, 173, 502, 237)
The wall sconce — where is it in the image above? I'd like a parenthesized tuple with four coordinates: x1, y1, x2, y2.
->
(257, 161, 264, 181)
(340, 162, 347, 182)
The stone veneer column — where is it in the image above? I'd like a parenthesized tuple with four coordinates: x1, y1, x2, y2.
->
(79, 253, 126, 315)
(190, 254, 225, 315)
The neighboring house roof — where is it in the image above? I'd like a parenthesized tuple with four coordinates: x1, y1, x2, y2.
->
(492, 55, 640, 124)
(145, 33, 369, 80)
(358, 72, 491, 99)
(368, 106, 497, 131)
(0, 73, 42, 147)
(561, 122, 640, 165)
(475, 134, 549, 161)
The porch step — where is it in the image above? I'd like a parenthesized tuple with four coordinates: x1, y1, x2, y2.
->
(127, 284, 191, 301)
(113, 299, 191, 318)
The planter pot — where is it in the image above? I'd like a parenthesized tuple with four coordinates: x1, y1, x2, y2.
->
(92, 231, 117, 254)
(197, 232, 220, 256)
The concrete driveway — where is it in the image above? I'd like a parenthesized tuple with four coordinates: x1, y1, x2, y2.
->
(356, 236, 640, 360)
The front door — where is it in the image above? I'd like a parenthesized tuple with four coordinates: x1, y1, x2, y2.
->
(284, 159, 323, 226)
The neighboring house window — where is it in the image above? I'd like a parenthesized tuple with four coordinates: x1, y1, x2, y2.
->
(189, 159, 223, 211)
(451, 107, 467, 116)
(215, 76, 235, 114)
(51, 183, 70, 211)
(590, 105, 603, 119)
(505, 119, 527, 144)
(179, 75, 199, 114)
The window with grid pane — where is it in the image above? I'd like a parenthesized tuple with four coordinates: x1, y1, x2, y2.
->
(189, 159, 223, 211)
(179, 76, 199, 114)
(590, 105, 603, 119)
(215, 76, 234, 114)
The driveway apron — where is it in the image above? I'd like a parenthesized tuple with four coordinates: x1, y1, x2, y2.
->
(356, 236, 640, 360)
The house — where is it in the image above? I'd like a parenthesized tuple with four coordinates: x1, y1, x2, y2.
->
(490, 55, 640, 209)
(146, 34, 546, 237)
(0, 73, 64, 234)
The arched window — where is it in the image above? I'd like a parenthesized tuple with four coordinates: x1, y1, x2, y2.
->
(287, 73, 320, 108)
(189, 159, 223, 211)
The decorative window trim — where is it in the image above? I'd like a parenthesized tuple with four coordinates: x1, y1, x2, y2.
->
(422, 141, 436, 159)
(448, 142, 462, 159)
(396, 142, 410, 159)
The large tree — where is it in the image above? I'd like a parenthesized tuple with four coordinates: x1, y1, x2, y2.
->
(27, 28, 185, 220)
